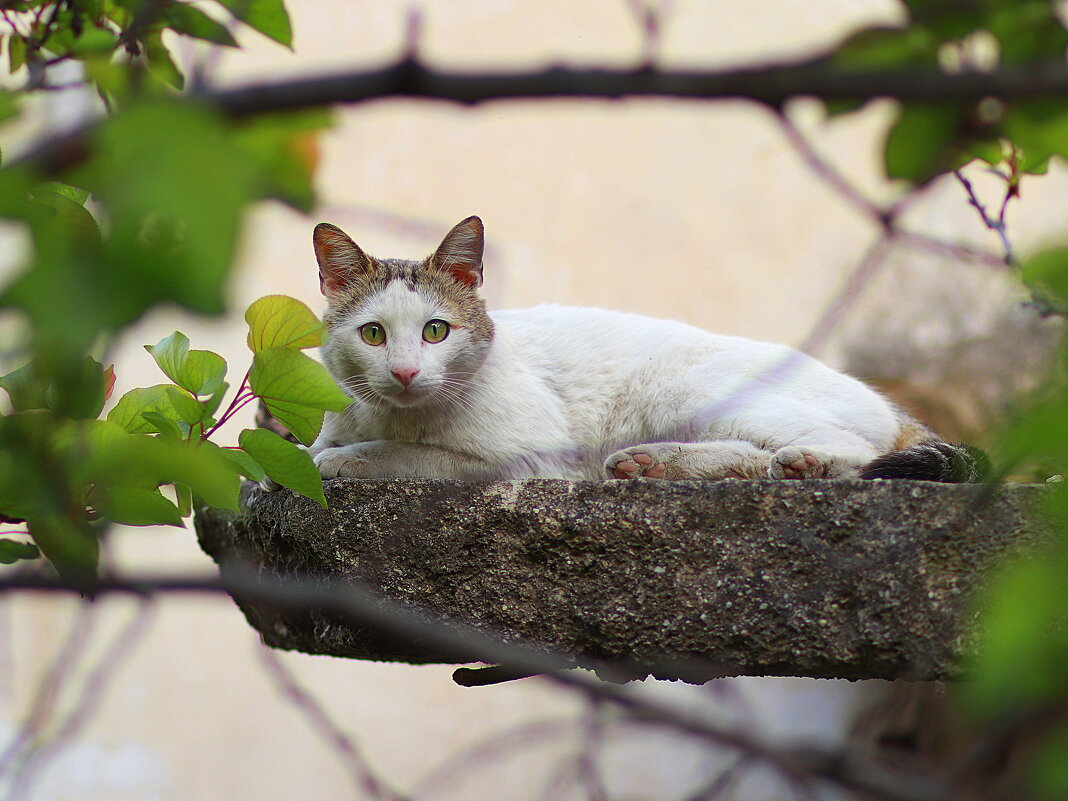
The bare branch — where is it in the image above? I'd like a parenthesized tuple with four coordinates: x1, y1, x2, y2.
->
(15, 58, 1068, 175)
(680, 755, 754, 801)
(257, 645, 409, 801)
(775, 109, 888, 227)
(3, 600, 153, 801)
(203, 60, 1068, 117)
(799, 234, 894, 355)
(413, 718, 582, 798)
(895, 231, 1006, 268)
(575, 698, 610, 801)
(0, 603, 98, 780)
(954, 170, 1015, 268)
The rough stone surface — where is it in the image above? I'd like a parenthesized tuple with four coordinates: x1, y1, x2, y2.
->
(194, 478, 1050, 683)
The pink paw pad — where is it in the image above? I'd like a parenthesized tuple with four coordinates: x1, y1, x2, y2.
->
(775, 452, 827, 479)
(609, 453, 667, 479)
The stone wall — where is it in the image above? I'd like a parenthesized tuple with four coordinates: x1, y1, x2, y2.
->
(195, 478, 1049, 683)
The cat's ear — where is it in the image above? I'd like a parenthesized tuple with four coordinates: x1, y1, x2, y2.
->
(313, 223, 373, 297)
(430, 216, 484, 288)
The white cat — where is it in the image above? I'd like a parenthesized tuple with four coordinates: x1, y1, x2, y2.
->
(307, 216, 984, 483)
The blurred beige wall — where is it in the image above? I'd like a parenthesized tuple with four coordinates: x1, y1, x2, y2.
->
(2, 1, 1067, 800)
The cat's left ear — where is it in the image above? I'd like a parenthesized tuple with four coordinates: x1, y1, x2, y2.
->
(431, 216, 484, 288)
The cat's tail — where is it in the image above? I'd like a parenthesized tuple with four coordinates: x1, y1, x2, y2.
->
(859, 440, 990, 483)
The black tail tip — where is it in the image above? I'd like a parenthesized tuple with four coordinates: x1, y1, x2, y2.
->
(860, 442, 989, 483)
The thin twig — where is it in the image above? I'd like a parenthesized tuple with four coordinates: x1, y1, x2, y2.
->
(412, 719, 582, 799)
(680, 755, 753, 801)
(575, 698, 610, 801)
(953, 170, 1014, 268)
(775, 110, 888, 227)
(895, 231, 1006, 268)
(257, 646, 409, 801)
(3, 600, 153, 801)
(798, 233, 895, 354)
(0, 602, 97, 780)
(622, 0, 677, 67)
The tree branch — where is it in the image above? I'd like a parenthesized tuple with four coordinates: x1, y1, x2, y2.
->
(203, 59, 1068, 117)
(14, 58, 1068, 175)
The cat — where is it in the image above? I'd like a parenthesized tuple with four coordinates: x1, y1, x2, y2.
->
(306, 215, 986, 484)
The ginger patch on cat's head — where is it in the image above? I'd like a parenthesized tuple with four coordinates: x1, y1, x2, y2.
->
(315, 217, 494, 342)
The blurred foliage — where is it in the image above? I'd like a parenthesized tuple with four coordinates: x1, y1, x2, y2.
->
(827, 2, 1068, 793)
(828, 0, 1068, 183)
(0, 0, 339, 579)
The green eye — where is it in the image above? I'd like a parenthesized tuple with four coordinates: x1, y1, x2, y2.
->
(360, 322, 386, 346)
(422, 319, 450, 344)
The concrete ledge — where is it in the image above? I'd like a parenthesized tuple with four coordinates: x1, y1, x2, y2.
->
(194, 479, 1049, 683)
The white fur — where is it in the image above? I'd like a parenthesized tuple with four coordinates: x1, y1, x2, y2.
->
(312, 301, 901, 482)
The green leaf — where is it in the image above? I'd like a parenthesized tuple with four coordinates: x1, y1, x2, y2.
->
(233, 111, 329, 211)
(239, 428, 325, 506)
(217, 446, 266, 481)
(141, 410, 183, 440)
(145, 331, 227, 395)
(968, 547, 1068, 712)
(93, 485, 183, 526)
(1003, 101, 1068, 165)
(884, 103, 963, 183)
(165, 2, 239, 46)
(68, 25, 119, 57)
(0, 356, 107, 419)
(143, 30, 184, 90)
(29, 182, 100, 243)
(966, 138, 1006, 167)
(0, 90, 17, 127)
(165, 385, 212, 427)
(0, 538, 40, 564)
(1021, 247, 1068, 307)
(830, 25, 939, 71)
(245, 294, 326, 353)
(174, 482, 193, 516)
(1, 104, 258, 361)
(8, 35, 26, 73)
(0, 415, 76, 523)
(213, 0, 292, 47)
(1034, 722, 1068, 798)
(256, 401, 325, 448)
(42, 181, 90, 206)
(0, 362, 49, 411)
(108, 385, 182, 434)
(82, 425, 241, 511)
(902, 0, 982, 39)
(202, 383, 229, 418)
(28, 516, 99, 579)
(72, 102, 255, 324)
(249, 347, 350, 445)
(986, 1, 1068, 64)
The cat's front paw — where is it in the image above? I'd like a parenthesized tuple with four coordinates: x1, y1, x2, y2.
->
(605, 446, 673, 479)
(769, 446, 863, 479)
(769, 447, 825, 479)
(315, 446, 371, 479)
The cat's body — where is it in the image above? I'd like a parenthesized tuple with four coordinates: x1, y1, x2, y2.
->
(309, 216, 985, 484)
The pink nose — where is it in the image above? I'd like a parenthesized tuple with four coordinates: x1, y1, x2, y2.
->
(392, 367, 419, 387)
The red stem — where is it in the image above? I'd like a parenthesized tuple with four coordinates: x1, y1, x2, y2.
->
(201, 369, 252, 441)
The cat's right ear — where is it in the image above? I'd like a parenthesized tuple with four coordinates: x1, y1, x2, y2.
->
(313, 223, 373, 298)
(431, 215, 484, 288)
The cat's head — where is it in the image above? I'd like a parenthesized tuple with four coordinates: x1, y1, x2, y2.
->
(313, 215, 495, 409)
